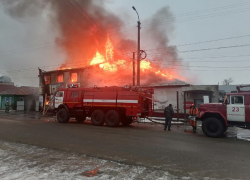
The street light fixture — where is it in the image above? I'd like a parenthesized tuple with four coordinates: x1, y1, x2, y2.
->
(132, 6, 141, 86)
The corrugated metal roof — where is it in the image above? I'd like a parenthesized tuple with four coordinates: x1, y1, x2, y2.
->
(149, 79, 190, 87)
(0, 84, 16, 92)
(0, 86, 39, 95)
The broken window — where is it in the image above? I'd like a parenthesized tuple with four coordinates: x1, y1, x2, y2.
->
(70, 73, 77, 82)
(57, 74, 63, 83)
(44, 76, 50, 84)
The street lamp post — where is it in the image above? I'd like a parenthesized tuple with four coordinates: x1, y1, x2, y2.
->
(132, 6, 141, 86)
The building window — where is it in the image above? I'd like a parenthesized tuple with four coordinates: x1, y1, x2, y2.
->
(57, 74, 63, 83)
(44, 76, 50, 84)
(70, 73, 77, 82)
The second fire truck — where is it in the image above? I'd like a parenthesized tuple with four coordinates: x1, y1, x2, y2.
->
(53, 86, 153, 127)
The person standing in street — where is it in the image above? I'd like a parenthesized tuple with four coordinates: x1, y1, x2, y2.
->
(5, 101, 9, 113)
(164, 104, 174, 131)
(189, 104, 199, 132)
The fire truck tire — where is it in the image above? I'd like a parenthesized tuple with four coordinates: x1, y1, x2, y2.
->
(57, 108, 69, 123)
(105, 110, 120, 127)
(121, 117, 133, 126)
(75, 116, 86, 123)
(202, 118, 224, 138)
(91, 110, 105, 126)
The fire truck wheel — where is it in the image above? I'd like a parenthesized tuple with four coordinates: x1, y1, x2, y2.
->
(75, 116, 86, 123)
(121, 117, 133, 126)
(105, 110, 120, 127)
(91, 110, 105, 126)
(57, 108, 69, 123)
(202, 118, 224, 138)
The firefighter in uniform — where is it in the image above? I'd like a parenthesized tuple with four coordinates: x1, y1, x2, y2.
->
(5, 101, 9, 113)
(188, 104, 199, 132)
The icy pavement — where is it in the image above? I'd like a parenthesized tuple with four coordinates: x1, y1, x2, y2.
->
(0, 140, 199, 180)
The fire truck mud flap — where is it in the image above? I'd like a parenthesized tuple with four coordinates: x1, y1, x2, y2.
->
(91, 110, 105, 126)
(105, 110, 120, 127)
(57, 108, 70, 123)
(202, 117, 224, 138)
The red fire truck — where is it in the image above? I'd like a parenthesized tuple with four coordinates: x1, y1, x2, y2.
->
(198, 85, 250, 137)
(54, 86, 153, 126)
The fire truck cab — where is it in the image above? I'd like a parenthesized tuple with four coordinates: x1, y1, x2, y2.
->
(54, 86, 153, 127)
(198, 85, 250, 137)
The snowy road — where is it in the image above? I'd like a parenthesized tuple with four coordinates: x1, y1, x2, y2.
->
(0, 113, 250, 179)
(0, 140, 185, 180)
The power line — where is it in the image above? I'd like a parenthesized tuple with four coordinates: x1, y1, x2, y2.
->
(144, 34, 250, 52)
(107, 1, 250, 30)
(2, 32, 250, 59)
(143, 8, 250, 28)
(2, 1, 250, 56)
(109, 7, 250, 34)
(5, 51, 250, 74)
(178, 44, 250, 53)
(1, 4, 250, 58)
(143, 1, 250, 23)
(143, 44, 250, 56)
(143, 7, 250, 25)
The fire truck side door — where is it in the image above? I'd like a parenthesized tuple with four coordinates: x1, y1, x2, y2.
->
(227, 95, 245, 122)
(55, 91, 64, 108)
(67, 90, 80, 109)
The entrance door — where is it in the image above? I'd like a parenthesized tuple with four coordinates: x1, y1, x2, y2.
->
(55, 91, 64, 108)
(227, 95, 245, 122)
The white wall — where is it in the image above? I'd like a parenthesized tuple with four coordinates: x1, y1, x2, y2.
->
(153, 87, 183, 112)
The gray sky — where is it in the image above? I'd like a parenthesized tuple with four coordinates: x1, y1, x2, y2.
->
(1, 0, 250, 87)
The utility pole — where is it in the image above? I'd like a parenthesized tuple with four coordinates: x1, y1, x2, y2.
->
(133, 52, 135, 86)
(137, 21, 141, 86)
(132, 6, 141, 86)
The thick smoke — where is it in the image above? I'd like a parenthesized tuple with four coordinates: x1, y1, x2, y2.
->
(2, 0, 186, 86)
(141, 6, 184, 85)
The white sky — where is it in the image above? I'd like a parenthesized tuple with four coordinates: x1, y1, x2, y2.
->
(1, 0, 250, 86)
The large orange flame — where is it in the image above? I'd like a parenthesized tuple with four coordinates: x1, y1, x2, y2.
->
(141, 60, 173, 80)
(89, 36, 123, 72)
(59, 34, 178, 83)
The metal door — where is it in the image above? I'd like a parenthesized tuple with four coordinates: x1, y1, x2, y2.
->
(67, 90, 79, 109)
(227, 95, 245, 122)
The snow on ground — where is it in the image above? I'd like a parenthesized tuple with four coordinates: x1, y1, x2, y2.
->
(0, 140, 193, 180)
(236, 128, 250, 141)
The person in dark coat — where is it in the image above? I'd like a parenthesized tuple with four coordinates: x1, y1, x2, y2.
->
(164, 104, 174, 131)
(5, 101, 9, 113)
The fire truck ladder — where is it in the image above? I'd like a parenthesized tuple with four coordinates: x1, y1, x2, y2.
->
(42, 93, 56, 116)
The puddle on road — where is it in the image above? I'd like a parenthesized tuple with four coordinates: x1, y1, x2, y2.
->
(226, 127, 250, 141)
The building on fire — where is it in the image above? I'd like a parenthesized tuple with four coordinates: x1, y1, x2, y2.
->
(38, 66, 101, 109)
(38, 67, 220, 119)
